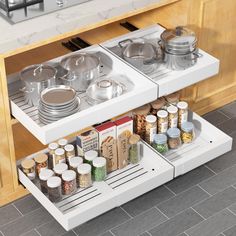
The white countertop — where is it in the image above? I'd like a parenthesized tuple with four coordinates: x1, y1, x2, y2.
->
(0, 0, 169, 55)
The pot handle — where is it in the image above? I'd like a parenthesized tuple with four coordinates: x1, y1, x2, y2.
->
(19, 87, 34, 93)
(33, 64, 43, 76)
(118, 39, 133, 48)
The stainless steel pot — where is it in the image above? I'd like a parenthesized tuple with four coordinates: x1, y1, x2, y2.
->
(60, 53, 100, 92)
(20, 64, 57, 106)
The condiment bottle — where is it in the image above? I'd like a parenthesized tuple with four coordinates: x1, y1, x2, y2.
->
(39, 169, 54, 194)
(48, 142, 59, 169)
(77, 163, 92, 188)
(47, 176, 62, 202)
(157, 110, 168, 134)
(177, 101, 188, 127)
(167, 105, 178, 128)
(62, 170, 77, 195)
(53, 163, 68, 178)
(181, 121, 195, 144)
(58, 138, 68, 148)
(152, 134, 169, 154)
(21, 159, 36, 180)
(54, 148, 66, 165)
(165, 91, 180, 106)
(34, 153, 48, 176)
(145, 115, 157, 144)
(69, 156, 83, 187)
(84, 150, 98, 166)
(92, 157, 107, 182)
(132, 104, 151, 139)
(150, 97, 166, 115)
(129, 134, 142, 164)
(167, 127, 182, 149)
(64, 144, 75, 163)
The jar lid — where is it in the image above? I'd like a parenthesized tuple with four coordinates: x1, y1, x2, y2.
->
(58, 139, 68, 147)
(64, 144, 74, 152)
(167, 105, 178, 114)
(21, 159, 35, 169)
(39, 169, 54, 181)
(181, 121, 194, 132)
(62, 170, 76, 182)
(47, 176, 61, 188)
(34, 153, 48, 164)
(84, 150, 98, 161)
(154, 133, 167, 145)
(69, 156, 83, 168)
(129, 134, 140, 145)
(150, 97, 166, 109)
(93, 157, 106, 168)
(77, 163, 91, 174)
(165, 92, 180, 103)
(133, 104, 151, 115)
(146, 115, 157, 123)
(177, 101, 188, 110)
(157, 110, 168, 118)
(55, 148, 65, 156)
(48, 142, 59, 150)
(167, 128, 181, 138)
(53, 163, 68, 174)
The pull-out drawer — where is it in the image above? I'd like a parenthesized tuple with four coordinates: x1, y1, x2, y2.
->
(18, 141, 174, 231)
(101, 24, 219, 97)
(8, 45, 157, 145)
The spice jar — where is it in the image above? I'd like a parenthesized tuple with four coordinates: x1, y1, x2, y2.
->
(69, 156, 83, 187)
(21, 159, 36, 180)
(48, 142, 59, 169)
(129, 134, 142, 164)
(47, 176, 62, 202)
(177, 101, 188, 128)
(133, 104, 151, 139)
(152, 134, 169, 154)
(84, 150, 98, 165)
(145, 115, 157, 144)
(167, 127, 182, 149)
(53, 163, 68, 178)
(64, 144, 75, 164)
(165, 92, 180, 106)
(77, 163, 92, 188)
(150, 97, 166, 115)
(62, 170, 77, 195)
(34, 153, 48, 176)
(58, 138, 68, 148)
(54, 148, 66, 165)
(167, 105, 178, 128)
(181, 121, 195, 144)
(93, 157, 107, 181)
(157, 110, 168, 134)
(39, 169, 54, 194)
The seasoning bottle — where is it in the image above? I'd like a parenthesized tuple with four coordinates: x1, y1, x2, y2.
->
(181, 121, 195, 144)
(129, 134, 142, 164)
(39, 169, 54, 194)
(62, 170, 77, 195)
(34, 153, 48, 176)
(167, 105, 178, 128)
(157, 110, 168, 134)
(54, 148, 66, 165)
(77, 163, 92, 188)
(152, 134, 169, 154)
(132, 104, 151, 139)
(92, 157, 107, 182)
(69, 156, 83, 187)
(64, 144, 75, 164)
(177, 101, 188, 128)
(145, 115, 157, 144)
(48, 142, 59, 169)
(53, 163, 68, 178)
(84, 150, 98, 166)
(167, 127, 182, 149)
(58, 138, 68, 148)
(21, 159, 36, 180)
(165, 91, 180, 106)
(47, 176, 62, 202)
(150, 97, 166, 115)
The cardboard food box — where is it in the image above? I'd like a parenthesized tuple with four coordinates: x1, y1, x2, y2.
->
(96, 122, 117, 172)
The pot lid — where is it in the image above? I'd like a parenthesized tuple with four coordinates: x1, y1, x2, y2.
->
(161, 26, 197, 46)
(60, 53, 99, 72)
(20, 64, 57, 83)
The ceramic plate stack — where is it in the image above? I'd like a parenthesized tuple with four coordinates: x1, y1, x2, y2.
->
(38, 85, 80, 124)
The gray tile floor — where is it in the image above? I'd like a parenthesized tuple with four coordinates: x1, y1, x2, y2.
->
(1, 101, 236, 236)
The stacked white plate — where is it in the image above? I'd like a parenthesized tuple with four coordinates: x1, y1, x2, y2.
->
(38, 85, 80, 124)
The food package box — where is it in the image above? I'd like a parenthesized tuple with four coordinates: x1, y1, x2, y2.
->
(76, 129, 99, 157)
(114, 116, 133, 169)
(96, 122, 118, 172)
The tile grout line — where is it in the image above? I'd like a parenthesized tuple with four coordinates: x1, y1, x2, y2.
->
(12, 203, 24, 216)
(226, 208, 236, 217)
(196, 184, 213, 196)
(72, 229, 78, 236)
(190, 207, 207, 220)
(0, 230, 5, 236)
(154, 206, 170, 220)
(108, 230, 116, 236)
(164, 184, 177, 196)
(34, 228, 42, 236)
(143, 231, 152, 236)
(120, 206, 134, 219)
(204, 164, 218, 176)
(217, 109, 232, 119)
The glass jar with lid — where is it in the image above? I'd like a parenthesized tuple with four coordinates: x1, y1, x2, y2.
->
(129, 134, 142, 164)
(58, 138, 68, 148)
(64, 144, 75, 163)
(157, 110, 168, 134)
(77, 163, 92, 188)
(145, 115, 157, 144)
(62, 170, 77, 195)
(84, 150, 98, 166)
(48, 142, 59, 169)
(53, 163, 68, 178)
(54, 148, 66, 165)
(150, 97, 166, 115)
(167, 105, 178, 128)
(167, 127, 182, 149)
(34, 153, 48, 176)
(69, 156, 83, 187)
(39, 169, 54, 194)
(152, 134, 169, 154)
(181, 121, 195, 144)
(21, 159, 36, 180)
(93, 157, 107, 182)
(47, 176, 62, 202)
(177, 101, 188, 128)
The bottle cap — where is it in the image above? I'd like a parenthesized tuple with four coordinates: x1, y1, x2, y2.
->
(62, 170, 76, 182)
(154, 133, 167, 145)
(53, 163, 68, 174)
(181, 121, 194, 132)
(167, 127, 181, 138)
(48, 142, 59, 150)
(47, 176, 61, 188)
(58, 138, 68, 147)
(167, 105, 178, 114)
(84, 150, 98, 161)
(21, 159, 35, 169)
(64, 144, 74, 152)
(55, 148, 65, 156)
(177, 101, 188, 110)
(93, 157, 106, 168)
(157, 110, 168, 118)
(77, 163, 91, 175)
(145, 115, 157, 123)
(39, 169, 54, 181)
(69, 156, 83, 168)
(34, 153, 48, 164)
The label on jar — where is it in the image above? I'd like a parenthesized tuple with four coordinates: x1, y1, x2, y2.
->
(149, 126, 157, 143)
(179, 112, 188, 126)
(169, 117, 178, 128)
(158, 121, 168, 133)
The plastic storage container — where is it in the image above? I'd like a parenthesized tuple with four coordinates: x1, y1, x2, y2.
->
(47, 176, 62, 202)
(39, 169, 54, 194)
(77, 164, 92, 188)
(128, 134, 142, 164)
(157, 110, 168, 134)
(145, 115, 157, 144)
(181, 121, 195, 143)
(62, 170, 77, 195)
(152, 134, 169, 154)
(34, 153, 48, 176)
(167, 127, 182, 149)
(53, 163, 68, 178)
(93, 157, 107, 181)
